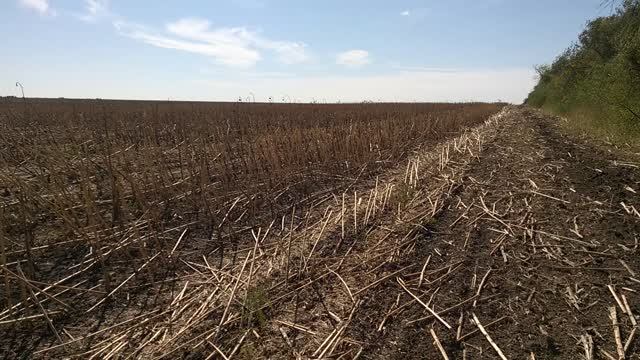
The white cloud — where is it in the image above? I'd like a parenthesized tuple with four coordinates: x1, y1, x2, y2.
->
(391, 65, 462, 73)
(190, 68, 536, 104)
(336, 50, 371, 67)
(17, 66, 536, 104)
(402, 8, 430, 22)
(257, 39, 309, 65)
(77, 0, 110, 23)
(115, 18, 309, 67)
(18, 0, 54, 16)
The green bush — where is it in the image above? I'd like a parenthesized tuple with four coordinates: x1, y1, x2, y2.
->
(526, 0, 640, 140)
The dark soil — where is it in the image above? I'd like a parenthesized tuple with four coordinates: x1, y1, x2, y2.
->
(2, 106, 639, 359)
(353, 106, 640, 359)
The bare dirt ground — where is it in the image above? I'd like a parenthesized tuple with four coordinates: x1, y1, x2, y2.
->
(358, 106, 640, 360)
(2, 106, 639, 359)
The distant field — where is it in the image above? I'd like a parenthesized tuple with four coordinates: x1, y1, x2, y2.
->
(0, 100, 502, 239)
(0, 99, 503, 357)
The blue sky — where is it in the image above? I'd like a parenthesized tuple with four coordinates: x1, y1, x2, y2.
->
(1, 0, 610, 103)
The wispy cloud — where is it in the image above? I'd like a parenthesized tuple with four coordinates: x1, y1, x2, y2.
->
(18, 0, 55, 16)
(191, 68, 537, 103)
(336, 50, 371, 67)
(23, 67, 536, 103)
(400, 8, 430, 22)
(76, 0, 110, 23)
(392, 65, 462, 73)
(115, 18, 309, 67)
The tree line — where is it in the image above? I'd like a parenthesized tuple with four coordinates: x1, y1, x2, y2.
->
(526, 0, 640, 137)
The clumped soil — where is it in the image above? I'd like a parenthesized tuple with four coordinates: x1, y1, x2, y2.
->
(356, 107, 640, 359)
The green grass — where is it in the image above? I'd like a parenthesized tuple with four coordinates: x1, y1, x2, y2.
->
(243, 285, 270, 328)
(543, 105, 640, 150)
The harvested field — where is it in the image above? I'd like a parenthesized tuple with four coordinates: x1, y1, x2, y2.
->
(1, 102, 638, 359)
(0, 100, 501, 358)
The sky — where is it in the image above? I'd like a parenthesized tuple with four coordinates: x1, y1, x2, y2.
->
(0, 0, 613, 103)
